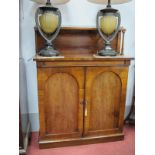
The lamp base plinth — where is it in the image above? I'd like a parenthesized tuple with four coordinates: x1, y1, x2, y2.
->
(97, 42, 117, 56)
(39, 46, 60, 57)
(98, 49, 117, 56)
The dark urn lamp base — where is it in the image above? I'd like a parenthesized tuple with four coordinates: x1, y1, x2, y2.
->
(39, 43, 60, 57)
(98, 42, 117, 56)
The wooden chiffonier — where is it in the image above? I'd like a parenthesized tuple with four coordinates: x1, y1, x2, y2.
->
(34, 27, 133, 148)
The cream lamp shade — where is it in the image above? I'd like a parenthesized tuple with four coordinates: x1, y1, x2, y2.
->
(31, 0, 70, 5)
(87, 0, 131, 4)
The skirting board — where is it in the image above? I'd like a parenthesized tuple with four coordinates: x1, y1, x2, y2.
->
(29, 113, 39, 131)
(39, 133, 124, 149)
(19, 122, 31, 155)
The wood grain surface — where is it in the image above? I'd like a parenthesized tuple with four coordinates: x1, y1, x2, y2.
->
(35, 27, 126, 55)
(34, 27, 133, 148)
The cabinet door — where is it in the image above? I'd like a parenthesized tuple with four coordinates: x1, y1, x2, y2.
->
(84, 67, 129, 137)
(37, 67, 84, 140)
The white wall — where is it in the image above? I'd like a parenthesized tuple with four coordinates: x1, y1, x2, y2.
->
(20, 0, 135, 131)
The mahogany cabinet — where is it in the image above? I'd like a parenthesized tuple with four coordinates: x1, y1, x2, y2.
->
(34, 27, 133, 148)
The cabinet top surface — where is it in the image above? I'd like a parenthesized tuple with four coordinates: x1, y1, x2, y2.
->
(34, 54, 134, 62)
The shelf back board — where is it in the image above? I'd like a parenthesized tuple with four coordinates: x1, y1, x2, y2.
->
(35, 27, 126, 55)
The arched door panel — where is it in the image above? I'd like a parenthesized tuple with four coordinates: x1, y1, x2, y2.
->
(38, 67, 84, 140)
(84, 67, 128, 137)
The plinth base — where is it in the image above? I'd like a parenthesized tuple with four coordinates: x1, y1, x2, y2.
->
(98, 49, 117, 56)
(39, 133, 124, 149)
(39, 46, 60, 57)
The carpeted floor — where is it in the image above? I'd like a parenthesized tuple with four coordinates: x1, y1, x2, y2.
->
(27, 124, 135, 155)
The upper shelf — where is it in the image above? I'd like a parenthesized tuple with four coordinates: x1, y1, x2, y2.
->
(34, 26, 126, 56)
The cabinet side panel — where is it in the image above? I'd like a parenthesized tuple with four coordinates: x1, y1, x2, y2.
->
(45, 73, 79, 134)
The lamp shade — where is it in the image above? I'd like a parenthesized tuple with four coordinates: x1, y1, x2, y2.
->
(31, 0, 70, 5)
(87, 0, 132, 4)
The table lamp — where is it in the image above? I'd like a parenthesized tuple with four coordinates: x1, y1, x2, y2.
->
(88, 0, 131, 56)
(31, 0, 70, 57)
